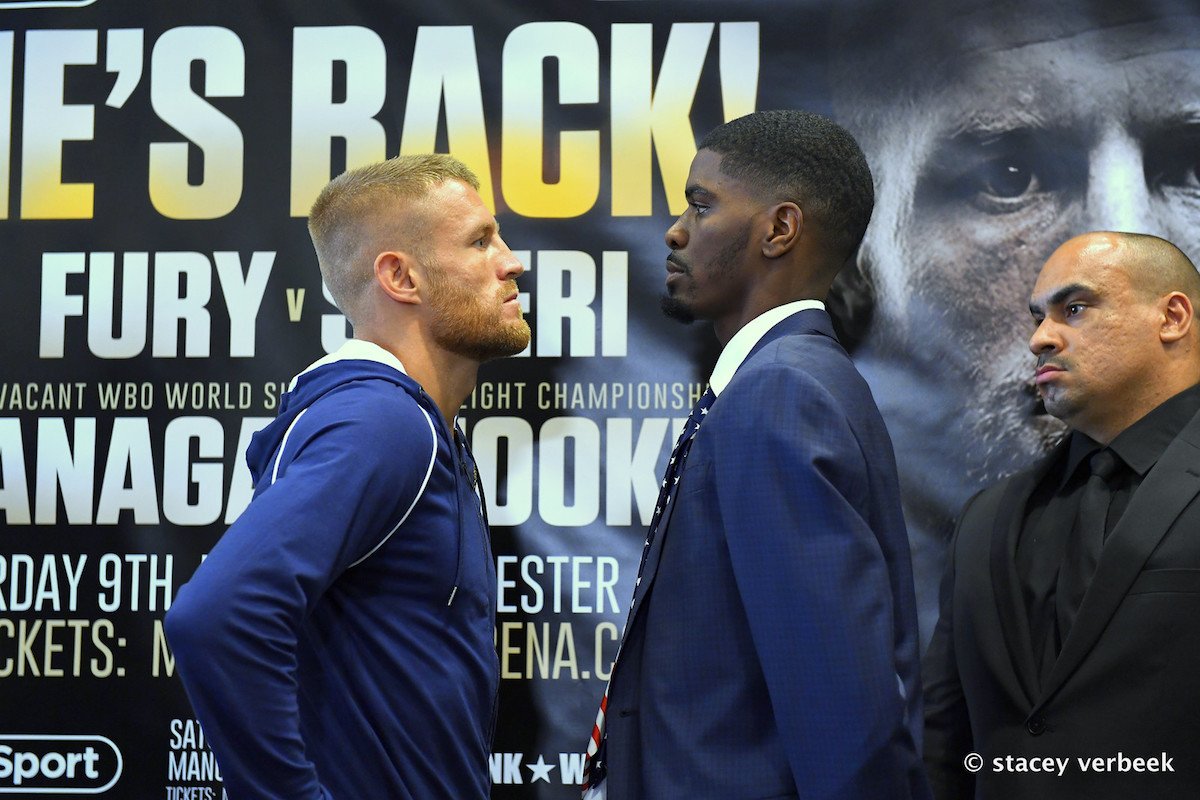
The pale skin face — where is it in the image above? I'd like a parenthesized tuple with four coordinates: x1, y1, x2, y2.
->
(368, 178, 529, 421)
(852, 15, 1200, 512)
(416, 181, 530, 363)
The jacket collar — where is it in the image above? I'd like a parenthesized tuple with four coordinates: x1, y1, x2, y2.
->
(1034, 408, 1200, 710)
(709, 301, 825, 396)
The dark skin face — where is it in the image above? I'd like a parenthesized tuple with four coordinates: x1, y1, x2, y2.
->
(662, 149, 812, 344)
(662, 149, 759, 342)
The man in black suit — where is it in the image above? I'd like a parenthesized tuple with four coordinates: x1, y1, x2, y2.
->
(924, 230, 1200, 799)
(826, 0, 1200, 649)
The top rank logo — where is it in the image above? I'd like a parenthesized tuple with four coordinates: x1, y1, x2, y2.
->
(0, 0, 97, 8)
(0, 735, 122, 794)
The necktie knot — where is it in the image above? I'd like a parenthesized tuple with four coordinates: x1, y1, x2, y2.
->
(1088, 449, 1120, 482)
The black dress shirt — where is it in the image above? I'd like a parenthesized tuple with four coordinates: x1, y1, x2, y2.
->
(1017, 383, 1200, 686)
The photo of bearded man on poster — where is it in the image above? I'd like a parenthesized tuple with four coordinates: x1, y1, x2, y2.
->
(826, 0, 1200, 644)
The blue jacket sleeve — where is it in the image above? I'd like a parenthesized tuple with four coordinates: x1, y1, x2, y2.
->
(164, 390, 437, 800)
(712, 363, 920, 799)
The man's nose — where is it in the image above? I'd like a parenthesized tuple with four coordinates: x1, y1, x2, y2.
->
(1029, 317, 1061, 356)
(1083, 124, 1153, 232)
(496, 235, 525, 278)
(665, 217, 687, 250)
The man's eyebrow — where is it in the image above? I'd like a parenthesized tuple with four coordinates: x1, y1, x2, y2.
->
(1029, 282, 1091, 315)
(946, 107, 1049, 138)
(469, 220, 498, 240)
(684, 184, 713, 201)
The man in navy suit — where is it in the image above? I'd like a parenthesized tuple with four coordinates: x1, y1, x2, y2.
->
(585, 110, 929, 799)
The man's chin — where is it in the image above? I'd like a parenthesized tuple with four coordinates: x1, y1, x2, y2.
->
(487, 321, 531, 359)
(435, 320, 530, 362)
(659, 294, 695, 324)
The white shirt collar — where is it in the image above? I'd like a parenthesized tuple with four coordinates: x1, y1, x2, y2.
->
(708, 300, 825, 396)
(289, 338, 408, 391)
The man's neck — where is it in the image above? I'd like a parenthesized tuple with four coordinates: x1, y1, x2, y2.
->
(1074, 378, 1200, 446)
(714, 291, 825, 345)
(358, 331, 478, 427)
(404, 350, 478, 427)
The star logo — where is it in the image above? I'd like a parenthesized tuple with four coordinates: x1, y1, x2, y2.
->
(526, 754, 556, 783)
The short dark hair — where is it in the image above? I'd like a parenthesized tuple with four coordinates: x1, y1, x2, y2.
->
(699, 109, 875, 264)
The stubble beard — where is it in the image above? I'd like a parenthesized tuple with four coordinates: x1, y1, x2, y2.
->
(659, 293, 696, 324)
(659, 234, 745, 325)
(1036, 389, 1078, 433)
(427, 273, 531, 362)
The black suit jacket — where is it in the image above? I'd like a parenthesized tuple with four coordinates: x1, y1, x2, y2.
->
(924, 408, 1200, 799)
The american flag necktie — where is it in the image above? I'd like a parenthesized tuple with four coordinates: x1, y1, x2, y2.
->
(582, 386, 717, 796)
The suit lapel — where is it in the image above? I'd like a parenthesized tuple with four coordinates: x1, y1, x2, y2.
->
(1035, 411, 1200, 709)
(620, 309, 834, 642)
(626, 461, 687, 624)
(990, 452, 1061, 708)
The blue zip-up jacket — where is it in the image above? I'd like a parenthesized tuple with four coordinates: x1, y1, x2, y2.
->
(166, 340, 498, 799)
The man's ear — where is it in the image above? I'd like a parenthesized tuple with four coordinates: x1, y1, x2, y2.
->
(1160, 291, 1195, 343)
(762, 202, 802, 258)
(374, 251, 421, 305)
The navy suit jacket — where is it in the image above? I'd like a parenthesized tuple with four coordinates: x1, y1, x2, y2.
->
(924, 408, 1200, 799)
(604, 309, 930, 799)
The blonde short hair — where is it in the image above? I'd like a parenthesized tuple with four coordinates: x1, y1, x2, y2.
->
(307, 154, 481, 323)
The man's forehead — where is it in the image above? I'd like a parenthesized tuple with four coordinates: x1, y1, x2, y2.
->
(1032, 242, 1127, 303)
(829, 3, 1200, 147)
(424, 179, 489, 218)
(900, 28, 1200, 164)
(683, 152, 724, 200)
(685, 147, 767, 203)
(850, 1, 1199, 97)
(686, 149, 725, 186)
(427, 177, 481, 206)
(955, 21, 1190, 74)
(925, 0, 1196, 56)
